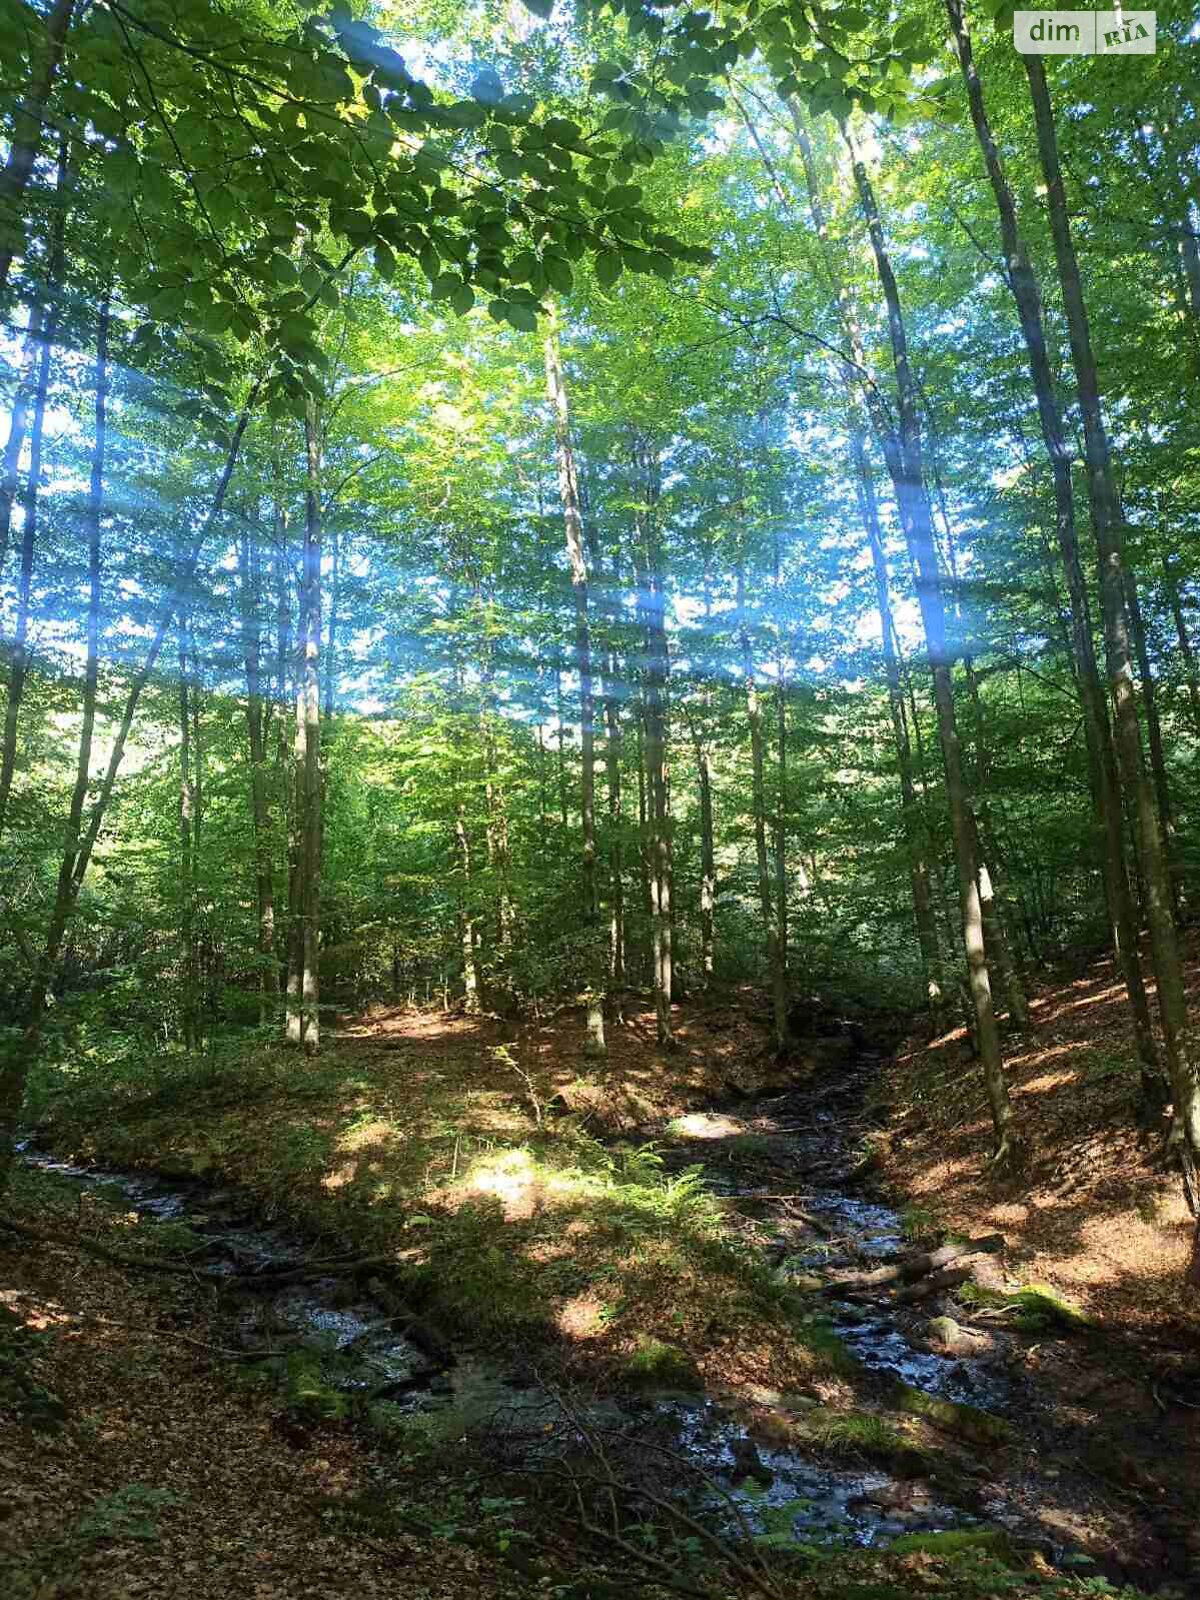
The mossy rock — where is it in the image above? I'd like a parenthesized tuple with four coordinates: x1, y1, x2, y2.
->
(281, 1350, 349, 1422)
(621, 1335, 702, 1391)
(1007, 1284, 1094, 1332)
(891, 1383, 1014, 1447)
(888, 1528, 1017, 1560)
(959, 1281, 1093, 1333)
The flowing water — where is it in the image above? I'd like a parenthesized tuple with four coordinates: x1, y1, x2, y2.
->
(16, 1053, 1020, 1556)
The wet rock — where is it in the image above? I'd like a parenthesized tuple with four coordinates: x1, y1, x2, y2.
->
(772, 1262, 824, 1291)
(779, 1390, 820, 1414)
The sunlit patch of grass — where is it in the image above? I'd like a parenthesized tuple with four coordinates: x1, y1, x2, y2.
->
(899, 1204, 940, 1241)
(957, 1281, 1094, 1332)
(34, 1025, 859, 1390)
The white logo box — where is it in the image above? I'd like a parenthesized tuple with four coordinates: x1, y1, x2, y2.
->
(1014, 10, 1156, 53)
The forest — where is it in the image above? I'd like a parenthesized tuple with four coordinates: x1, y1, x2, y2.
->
(1, 0, 1200, 1596)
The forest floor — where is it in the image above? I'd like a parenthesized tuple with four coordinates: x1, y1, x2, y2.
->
(4, 968, 1199, 1596)
(879, 942, 1200, 1338)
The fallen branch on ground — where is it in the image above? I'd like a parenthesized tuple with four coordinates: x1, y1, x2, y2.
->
(821, 1234, 1004, 1295)
(892, 1265, 973, 1303)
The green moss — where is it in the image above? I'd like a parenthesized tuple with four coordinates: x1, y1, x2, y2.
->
(809, 1409, 931, 1476)
(785, 1310, 860, 1376)
(899, 1204, 940, 1241)
(888, 1529, 1015, 1559)
(959, 1280, 1094, 1334)
(891, 1382, 1014, 1446)
(621, 1335, 702, 1391)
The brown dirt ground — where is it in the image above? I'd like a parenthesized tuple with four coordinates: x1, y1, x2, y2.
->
(878, 943, 1200, 1338)
(878, 944, 1200, 1585)
(0, 1197, 529, 1599)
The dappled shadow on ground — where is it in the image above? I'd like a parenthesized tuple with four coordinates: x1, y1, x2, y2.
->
(19, 985, 1200, 1590)
(880, 943, 1200, 1588)
(884, 938, 1200, 1339)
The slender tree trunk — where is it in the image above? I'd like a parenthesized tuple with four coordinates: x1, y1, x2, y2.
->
(0, 0, 74, 298)
(0, 303, 44, 573)
(1124, 570, 1177, 905)
(774, 673, 789, 989)
(603, 648, 626, 988)
(1027, 57, 1200, 1189)
(299, 403, 323, 1051)
(845, 127, 1019, 1164)
(0, 296, 106, 1191)
(454, 807, 480, 1013)
(1163, 555, 1200, 741)
(0, 138, 68, 836)
(634, 443, 673, 1047)
(545, 324, 603, 1053)
(479, 651, 516, 961)
(238, 527, 278, 1023)
(537, 719, 549, 862)
(962, 662, 1032, 1031)
(943, 0, 1159, 1084)
(852, 427, 943, 1010)
(177, 625, 199, 1048)
(694, 718, 715, 986)
(554, 660, 568, 834)
(636, 710, 653, 984)
(323, 519, 339, 721)
(739, 567, 788, 1053)
(0, 309, 53, 840)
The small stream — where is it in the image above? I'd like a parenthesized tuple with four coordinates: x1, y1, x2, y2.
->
(16, 1054, 1022, 1557)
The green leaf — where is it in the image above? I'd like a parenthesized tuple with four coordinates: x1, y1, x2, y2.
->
(595, 250, 623, 289)
(504, 300, 539, 332)
(542, 253, 573, 293)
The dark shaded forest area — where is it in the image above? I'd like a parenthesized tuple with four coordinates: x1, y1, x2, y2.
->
(2, 0, 1199, 1596)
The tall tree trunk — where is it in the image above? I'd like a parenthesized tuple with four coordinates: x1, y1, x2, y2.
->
(944, 0, 1159, 1084)
(0, 137, 68, 836)
(479, 648, 516, 964)
(636, 710, 653, 984)
(739, 567, 788, 1054)
(0, 296, 106, 1190)
(177, 625, 199, 1048)
(287, 402, 323, 1052)
(0, 375, 260, 1188)
(603, 647, 626, 988)
(545, 323, 603, 1054)
(1163, 555, 1200, 741)
(852, 427, 943, 1011)
(692, 713, 715, 986)
(0, 303, 44, 573)
(554, 660, 569, 834)
(454, 807, 480, 1013)
(634, 442, 673, 1048)
(322, 519, 339, 721)
(962, 662, 1032, 1032)
(1026, 57, 1200, 1189)
(0, 308, 52, 840)
(845, 126, 1019, 1164)
(0, 0, 74, 298)
(238, 526, 278, 1023)
(1124, 570, 1177, 907)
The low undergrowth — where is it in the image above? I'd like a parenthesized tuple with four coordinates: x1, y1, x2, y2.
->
(29, 1024, 844, 1393)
